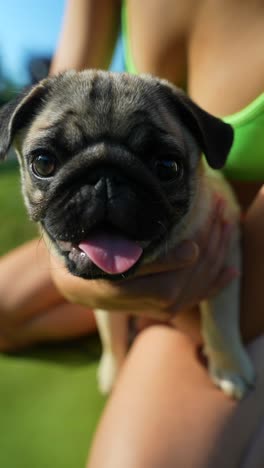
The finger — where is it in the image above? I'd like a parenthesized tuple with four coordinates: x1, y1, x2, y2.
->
(142, 199, 228, 310)
(114, 269, 188, 312)
(178, 214, 222, 294)
(207, 221, 235, 282)
(137, 240, 199, 276)
(208, 267, 240, 298)
(195, 196, 226, 252)
(191, 212, 232, 287)
(203, 211, 223, 259)
(196, 220, 235, 301)
(198, 215, 227, 277)
(190, 221, 237, 302)
(170, 218, 233, 311)
(133, 205, 228, 312)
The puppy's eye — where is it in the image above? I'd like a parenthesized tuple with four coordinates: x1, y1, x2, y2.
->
(154, 159, 183, 182)
(31, 154, 57, 178)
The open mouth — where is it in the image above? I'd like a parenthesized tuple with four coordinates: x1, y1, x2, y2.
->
(56, 229, 144, 278)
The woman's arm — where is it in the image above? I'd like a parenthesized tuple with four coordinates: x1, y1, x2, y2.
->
(50, 0, 121, 74)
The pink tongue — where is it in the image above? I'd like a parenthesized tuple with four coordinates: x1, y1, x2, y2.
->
(79, 232, 143, 275)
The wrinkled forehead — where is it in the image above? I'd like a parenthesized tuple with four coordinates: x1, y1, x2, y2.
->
(23, 71, 184, 155)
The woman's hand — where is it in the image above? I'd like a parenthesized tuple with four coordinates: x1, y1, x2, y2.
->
(51, 197, 237, 319)
(0, 197, 236, 351)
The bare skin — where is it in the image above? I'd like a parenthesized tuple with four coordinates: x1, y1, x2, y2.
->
(128, 0, 264, 113)
(0, 0, 264, 466)
(88, 328, 264, 468)
(50, 0, 120, 73)
(0, 240, 96, 350)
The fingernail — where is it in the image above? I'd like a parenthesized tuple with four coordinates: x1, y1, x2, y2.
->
(212, 196, 225, 219)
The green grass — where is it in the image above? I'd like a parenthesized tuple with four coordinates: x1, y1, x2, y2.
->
(0, 162, 105, 468)
(0, 161, 37, 254)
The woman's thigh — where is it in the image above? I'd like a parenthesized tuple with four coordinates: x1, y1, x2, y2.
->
(88, 326, 264, 468)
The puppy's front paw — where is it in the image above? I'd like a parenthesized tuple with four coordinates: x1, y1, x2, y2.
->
(210, 369, 255, 400)
(97, 352, 120, 395)
(208, 351, 256, 399)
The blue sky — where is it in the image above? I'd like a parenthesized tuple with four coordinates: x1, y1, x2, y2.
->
(0, 0, 124, 87)
(0, 0, 65, 85)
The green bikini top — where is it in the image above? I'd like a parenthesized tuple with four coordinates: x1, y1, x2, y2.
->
(122, 1, 264, 181)
(222, 95, 264, 181)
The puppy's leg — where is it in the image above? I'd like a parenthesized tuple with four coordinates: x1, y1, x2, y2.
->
(201, 243, 255, 399)
(95, 309, 129, 395)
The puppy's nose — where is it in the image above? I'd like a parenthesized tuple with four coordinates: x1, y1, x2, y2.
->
(94, 174, 124, 200)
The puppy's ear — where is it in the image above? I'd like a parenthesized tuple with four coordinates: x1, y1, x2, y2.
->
(160, 81, 234, 169)
(0, 81, 50, 160)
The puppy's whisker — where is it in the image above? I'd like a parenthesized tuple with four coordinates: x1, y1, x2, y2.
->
(156, 220, 170, 256)
(157, 220, 168, 234)
(32, 233, 53, 271)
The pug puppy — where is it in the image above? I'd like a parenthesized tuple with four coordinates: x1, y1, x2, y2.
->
(0, 70, 255, 398)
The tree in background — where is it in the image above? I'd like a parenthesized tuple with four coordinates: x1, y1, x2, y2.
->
(0, 55, 18, 106)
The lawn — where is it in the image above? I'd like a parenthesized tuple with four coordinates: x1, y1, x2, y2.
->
(0, 161, 37, 254)
(0, 162, 105, 468)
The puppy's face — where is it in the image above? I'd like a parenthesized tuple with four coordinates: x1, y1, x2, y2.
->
(0, 71, 233, 279)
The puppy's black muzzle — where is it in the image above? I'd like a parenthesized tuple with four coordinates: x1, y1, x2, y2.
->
(44, 143, 174, 244)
